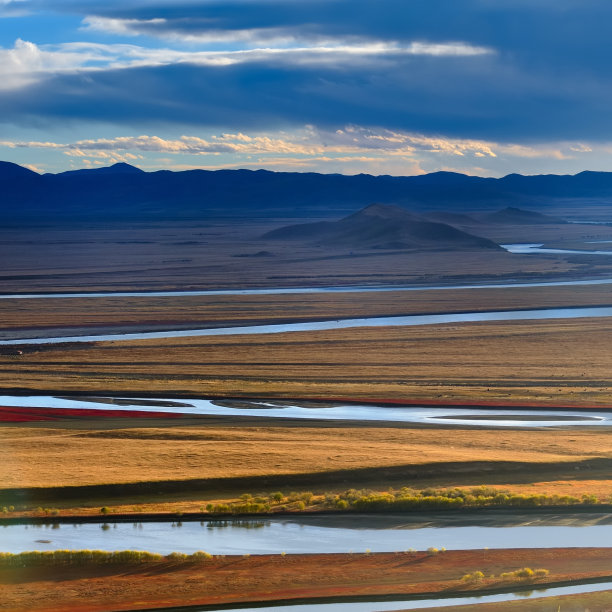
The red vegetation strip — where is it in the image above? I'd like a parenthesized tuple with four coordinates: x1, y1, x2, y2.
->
(0, 407, 183, 422)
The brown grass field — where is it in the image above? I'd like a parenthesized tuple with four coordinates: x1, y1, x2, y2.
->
(2, 283, 612, 334)
(3, 316, 612, 405)
(1, 548, 611, 612)
(2, 411, 611, 511)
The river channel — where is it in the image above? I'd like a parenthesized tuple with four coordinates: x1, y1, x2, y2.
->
(186, 581, 612, 611)
(503, 243, 612, 255)
(3, 305, 612, 345)
(2, 395, 611, 427)
(2, 276, 612, 300)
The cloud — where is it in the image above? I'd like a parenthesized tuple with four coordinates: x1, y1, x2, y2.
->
(0, 127, 591, 163)
(81, 14, 493, 58)
(0, 0, 29, 17)
(0, 36, 493, 94)
(3, 0, 612, 146)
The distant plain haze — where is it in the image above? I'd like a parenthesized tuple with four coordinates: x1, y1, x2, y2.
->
(1, 1, 612, 177)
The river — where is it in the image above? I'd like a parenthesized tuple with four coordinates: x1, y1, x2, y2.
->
(4, 513, 612, 555)
(3, 276, 612, 300)
(3, 305, 612, 345)
(2, 395, 610, 427)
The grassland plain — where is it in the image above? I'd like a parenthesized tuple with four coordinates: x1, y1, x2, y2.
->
(3, 224, 612, 610)
(1, 549, 611, 612)
(3, 284, 612, 333)
(3, 317, 612, 405)
(2, 412, 611, 511)
(2, 219, 611, 294)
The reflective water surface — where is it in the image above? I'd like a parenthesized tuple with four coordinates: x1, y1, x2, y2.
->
(1, 395, 610, 427)
(4, 277, 612, 299)
(198, 581, 612, 611)
(503, 243, 612, 255)
(4, 513, 612, 555)
(3, 305, 612, 345)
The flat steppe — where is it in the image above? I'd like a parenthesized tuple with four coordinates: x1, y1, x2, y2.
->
(1, 217, 612, 294)
(2, 218, 612, 610)
(2, 548, 611, 612)
(2, 316, 612, 405)
(2, 411, 611, 511)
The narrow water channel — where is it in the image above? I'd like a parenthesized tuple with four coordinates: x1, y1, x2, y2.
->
(2, 395, 611, 427)
(3, 276, 612, 299)
(3, 305, 612, 345)
(4, 514, 612, 555)
(188, 581, 612, 612)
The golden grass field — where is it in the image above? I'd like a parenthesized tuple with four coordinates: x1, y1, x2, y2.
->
(2, 413, 611, 511)
(2, 278, 612, 512)
(3, 316, 612, 405)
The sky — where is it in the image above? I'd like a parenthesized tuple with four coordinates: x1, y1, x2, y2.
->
(1, 0, 612, 176)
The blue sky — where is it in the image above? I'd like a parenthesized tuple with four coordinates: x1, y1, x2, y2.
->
(1, 0, 612, 176)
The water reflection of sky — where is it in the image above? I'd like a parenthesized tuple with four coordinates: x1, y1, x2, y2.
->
(4, 305, 612, 345)
(3, 276, 612, 299)
(198, 581, 612, 612)
(3, 515, 612, 555)
(1, 395, 611, 427)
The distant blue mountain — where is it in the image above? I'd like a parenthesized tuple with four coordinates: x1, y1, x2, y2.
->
(1, 162, 612, 222)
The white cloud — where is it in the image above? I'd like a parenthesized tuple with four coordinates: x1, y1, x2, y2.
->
(3, 127, 598, 176)
(81, 15, 495, 58)
(0, 0, 29, 18)
(0, 129, 579, 162)
(0, 37, 495, 91)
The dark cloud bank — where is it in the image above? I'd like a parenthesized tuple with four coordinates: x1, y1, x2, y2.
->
(3, 1, 612, 142)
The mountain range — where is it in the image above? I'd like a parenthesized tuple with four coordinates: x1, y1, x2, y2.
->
(2, 161, 612, 222)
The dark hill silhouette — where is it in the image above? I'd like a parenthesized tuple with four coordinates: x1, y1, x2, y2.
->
(0, 161, 40, 180)
(263, 204, 501, 251)
(2, 161, 612, 222)
(483, 207, 568, 224)
(424, 211, 479, 225)
(53, 162, 145, 177)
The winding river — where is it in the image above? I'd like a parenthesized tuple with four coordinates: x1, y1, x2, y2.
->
(503, 243, 612, 255)
(2, 275, 612, 300)
(2, 395, 611, 427)
(3, 305, 612, 345)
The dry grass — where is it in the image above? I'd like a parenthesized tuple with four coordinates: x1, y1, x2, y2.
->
(2, 284, 612, 331)
(3, 317, 612, 405)
(2, 417, 611, 496)
(2, 219, 607, 294)
(1, 548, 611, 612)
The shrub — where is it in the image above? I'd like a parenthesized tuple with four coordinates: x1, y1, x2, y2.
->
(461, 570, 485, 582)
